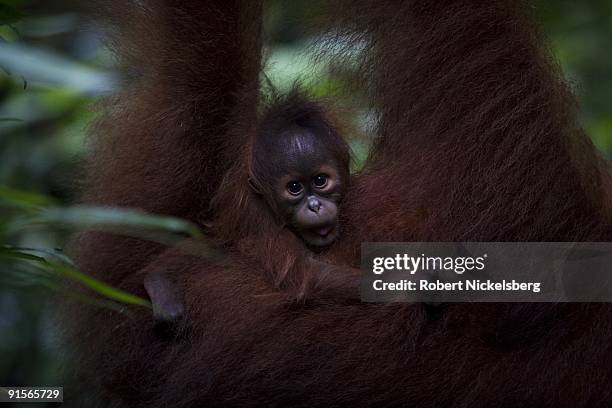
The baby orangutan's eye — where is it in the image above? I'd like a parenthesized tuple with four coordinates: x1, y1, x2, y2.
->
(287, 181, 303, 195)
(313, 174, 328, 188)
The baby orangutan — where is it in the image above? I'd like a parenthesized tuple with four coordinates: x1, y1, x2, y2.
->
(247, 96, 350, 249)
(144, 92, 361, 327)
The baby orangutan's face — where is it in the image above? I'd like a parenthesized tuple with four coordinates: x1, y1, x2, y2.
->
(256, 128, 347, 248)
(275, 161, 342, 248)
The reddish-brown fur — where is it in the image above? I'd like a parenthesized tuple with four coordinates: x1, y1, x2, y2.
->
(67, 1, 612, 406)
(210, 90, 355, 298)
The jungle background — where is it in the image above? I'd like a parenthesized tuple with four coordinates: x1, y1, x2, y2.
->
(0, 0, 611, 402)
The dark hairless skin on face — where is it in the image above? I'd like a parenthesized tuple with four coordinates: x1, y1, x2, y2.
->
(252, 129, 345, 249)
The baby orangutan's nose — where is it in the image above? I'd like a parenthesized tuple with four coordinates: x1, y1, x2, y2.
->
(307, 196, 321, 213)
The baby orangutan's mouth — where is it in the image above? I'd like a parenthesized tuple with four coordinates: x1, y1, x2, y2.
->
(312, 225, 334, 237)
(299, 223, 338, 248)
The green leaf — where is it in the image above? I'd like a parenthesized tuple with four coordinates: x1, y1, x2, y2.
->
(55, 287, 131, 314)
(48, 261, 151, 308)
(0, 247, 152, 309)
(2, 245, 75, 265)
(0, 267, 130, 314)
(18, 205, 204, 240)
(0, 185, 58, 209)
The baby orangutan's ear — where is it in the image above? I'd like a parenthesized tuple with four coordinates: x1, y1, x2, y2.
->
(248, 176, 263, 195)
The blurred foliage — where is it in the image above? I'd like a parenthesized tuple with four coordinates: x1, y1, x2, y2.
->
(0, 0, 610, 399)
(538, 0, 612, 156)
